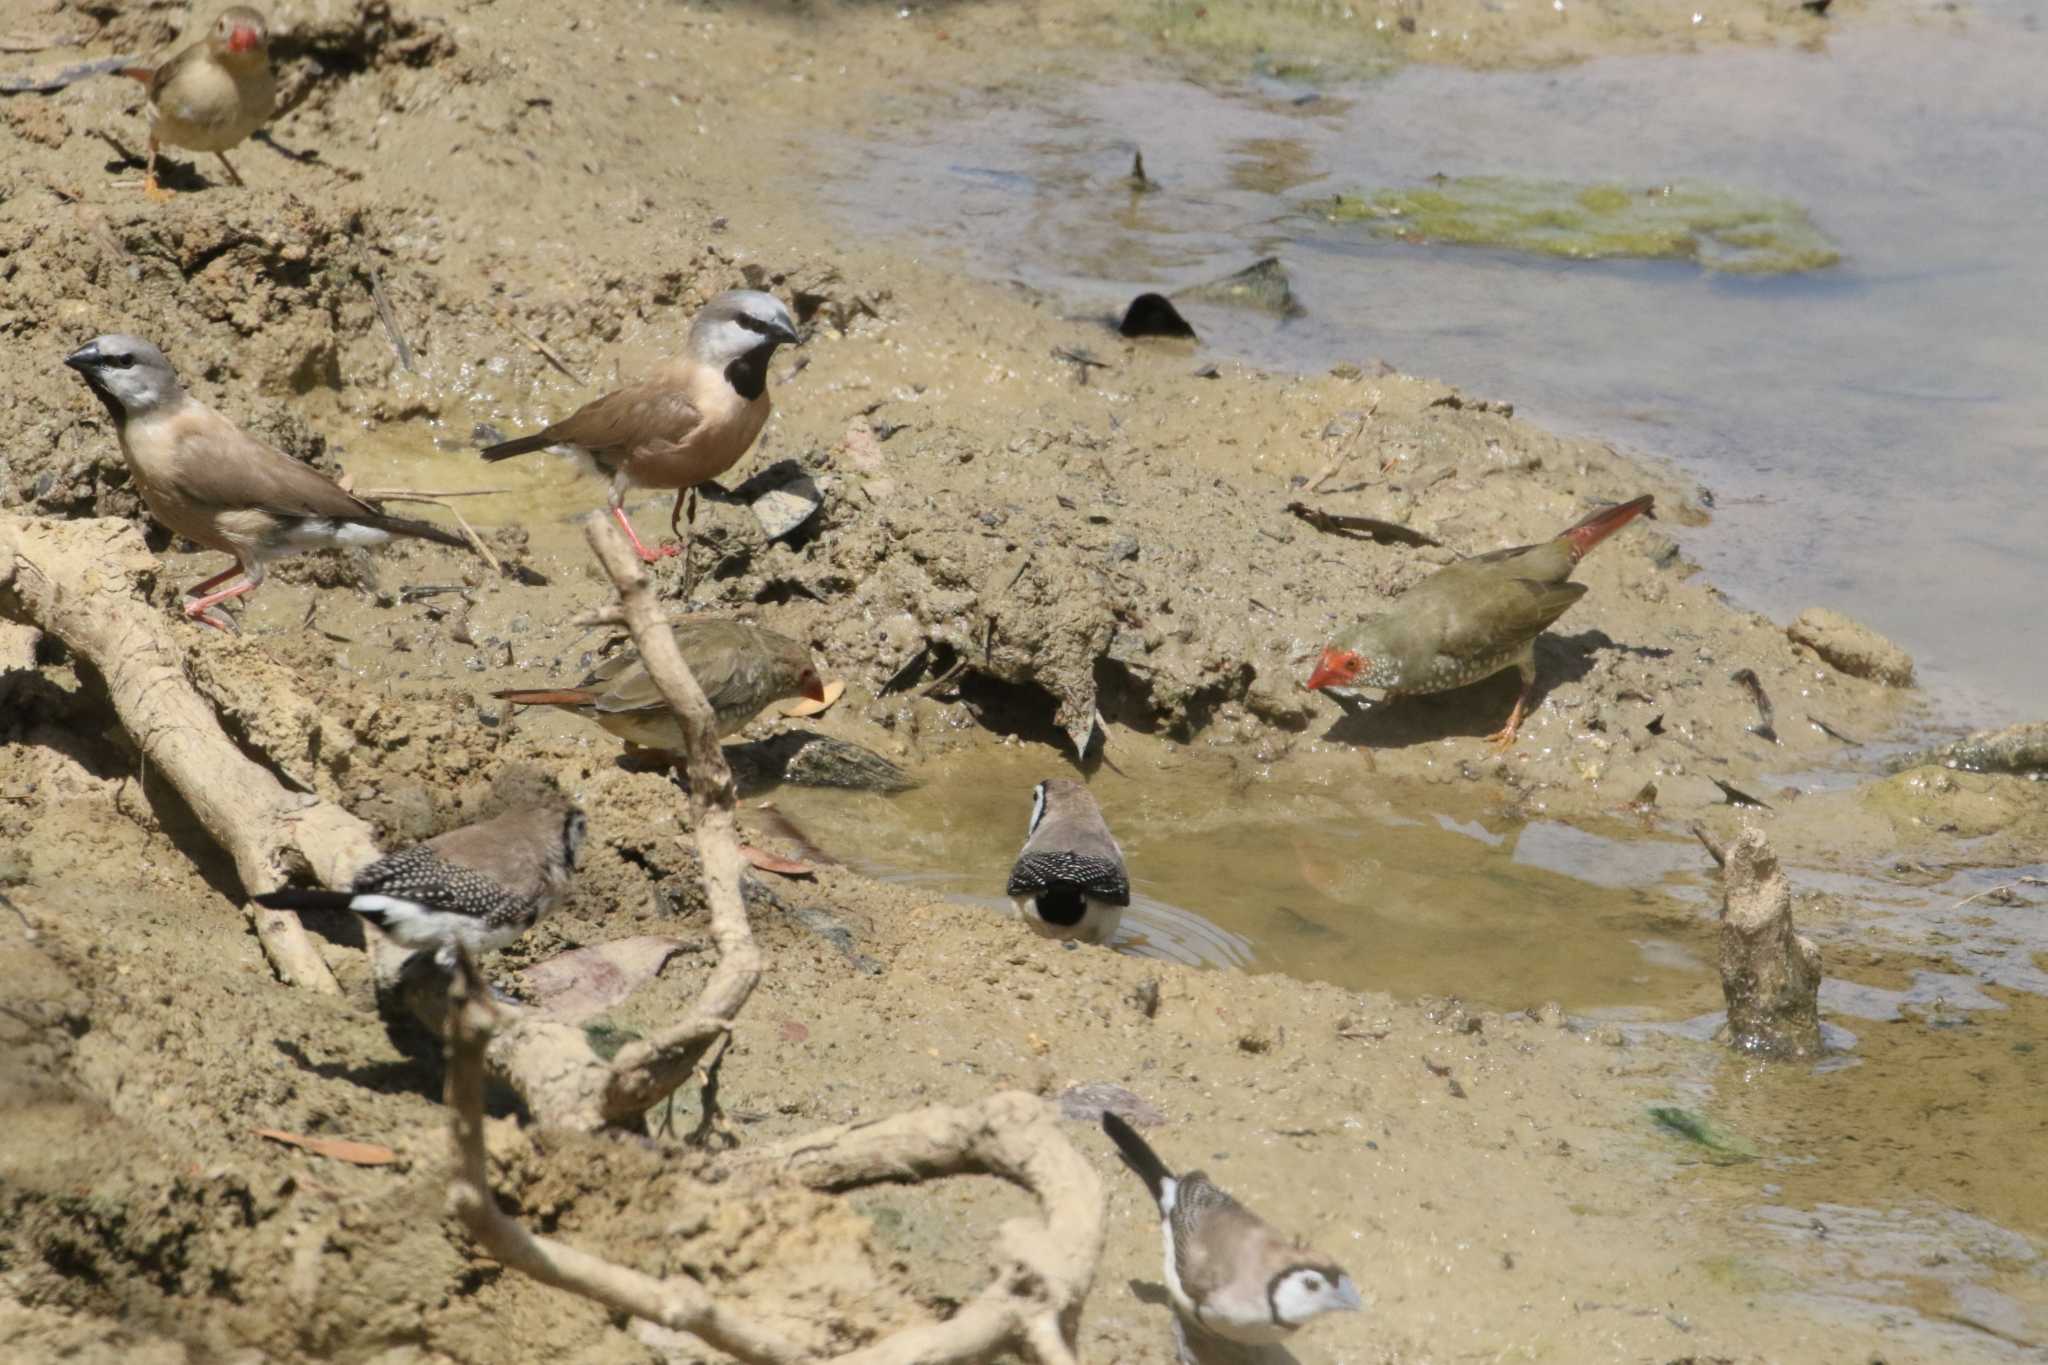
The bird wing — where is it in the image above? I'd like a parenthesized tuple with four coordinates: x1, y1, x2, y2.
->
(586, 622, 807, 724)
(1448, 537, 1574, 586)
(138, 38, 204, 101)
(531, 379, 705, 462)
(159, 407, 381, 522)
(1399, 568, 1588, 663)
(1006, 851, 1130, 905)
(353, 844, 526, 920)
(1170, 1176, 1277, 1318)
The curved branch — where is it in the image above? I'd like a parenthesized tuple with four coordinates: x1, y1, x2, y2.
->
(0, 514, 376, 992)
(444, 942, 1102, 1364)
(442, 950, 807, 1362)
(761, 1093, 1104, 1365)
(578, 511, 761, 1120)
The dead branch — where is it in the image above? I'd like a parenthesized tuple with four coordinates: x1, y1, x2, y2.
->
(581, 509, 761, 1121)
(442, 951, 808, 1363)
(759, 1092, 1104, 1365)
(444, 945, 1102, 1364)
(372, 513, 761, 1130)
(0, 515, 377, 992)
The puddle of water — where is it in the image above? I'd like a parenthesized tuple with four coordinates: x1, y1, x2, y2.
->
(821, 10, 2048, 730)
(766, 745, 1725, 1012)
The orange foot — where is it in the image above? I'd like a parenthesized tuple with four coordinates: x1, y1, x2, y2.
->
(636, 540, 682, 563)
(143, 174, 175, 204)
(1484, 697, 1529, 751)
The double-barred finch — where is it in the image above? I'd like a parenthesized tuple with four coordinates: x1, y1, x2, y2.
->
(493, 619, 825, 751)
(479, 290, 801, 564)
(1102, 1113, 1363, 1347)
(1306, 494, 1653, 749)
(251, 803, 586, 964)
(120, 6, 276, 201)
(1005, 779, 1129, 945)
(63, 335, 468, 633)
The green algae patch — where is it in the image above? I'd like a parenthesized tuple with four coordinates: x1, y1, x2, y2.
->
(1650, 1106, 1760, 1164)
(1326, 176, 1841, 273)
(1140, 0, 1404, 82)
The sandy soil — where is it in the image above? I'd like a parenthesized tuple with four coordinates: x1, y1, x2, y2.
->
(3, 1, 2042, 1362)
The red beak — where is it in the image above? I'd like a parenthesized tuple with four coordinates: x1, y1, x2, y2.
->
(228, 26, 260, 54)
(1304, 648, 1351, 692)
(800, 673, 828, 703)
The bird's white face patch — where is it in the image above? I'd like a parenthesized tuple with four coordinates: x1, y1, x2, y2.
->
(1271, 1267, 1365, 1327)
(1026, 781, 1048, 837)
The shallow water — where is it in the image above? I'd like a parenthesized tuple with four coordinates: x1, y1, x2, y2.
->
(822, 8, 2048, 729)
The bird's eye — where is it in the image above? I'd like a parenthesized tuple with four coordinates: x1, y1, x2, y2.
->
(103, 354, 134, 369)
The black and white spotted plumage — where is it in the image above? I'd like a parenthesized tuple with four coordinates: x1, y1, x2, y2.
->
(252, 802, 585, 962)
(1005, 778, 1129, 944)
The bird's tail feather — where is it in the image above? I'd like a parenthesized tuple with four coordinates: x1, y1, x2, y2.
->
(1102, 1112, 1175, 1204)
(479, 434, 555, 462)
(251, 888, 360, 913)
(1562, 494, 1653, 561)
(492, 688, 599, 708)
(362, 511, 469, 550)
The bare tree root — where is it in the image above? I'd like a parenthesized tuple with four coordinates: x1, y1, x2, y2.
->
(445, 950, 1103, 1364)
(0, 515, 377, 993)
(443, 952, 810, 1363)
(758, 1094, 1105, 1365)
(376, 511, 764, 1130)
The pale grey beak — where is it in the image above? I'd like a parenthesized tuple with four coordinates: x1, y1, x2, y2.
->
(1333, 1275, 1365, 1312)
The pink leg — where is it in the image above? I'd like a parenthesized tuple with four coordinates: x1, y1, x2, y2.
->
(613, 503, 679, 563)
(183, 565, 244, 599)
(183, 576, 257, 633)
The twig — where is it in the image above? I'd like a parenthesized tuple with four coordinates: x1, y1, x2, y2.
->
(1304, 392, 1379, 493)
(360, 262, 415, 373)
(1, 891, 35, 942)
(686, 1032, 737, 1150)
(506, 317, 586, 386)
(356, 490, 500, 575)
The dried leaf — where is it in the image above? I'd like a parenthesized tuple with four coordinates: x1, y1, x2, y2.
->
(741, 844, 815, 878)
(255, 1128, 398, 1166)
(781, 677, 845, 718)
(779, 1019, 809, 1043)
(515, 936, 696, 1022)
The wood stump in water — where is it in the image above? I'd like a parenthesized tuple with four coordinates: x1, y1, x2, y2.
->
(1717, 827, 1823, 1059)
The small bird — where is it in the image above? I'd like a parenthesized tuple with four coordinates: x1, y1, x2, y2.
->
(64, 335, 467, 631)
(1102, 1112, 1363, 1346)
(120, 6, 276, 201)
(1006, 779, 1129, 945)
(1305, 494, 1653, 748)
(251, 802, 586, 964)
(478, 291, 801, 564)
(494, 619, 825, 750)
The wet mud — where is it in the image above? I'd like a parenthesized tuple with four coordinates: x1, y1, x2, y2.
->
(2, 0, 2043, 1361)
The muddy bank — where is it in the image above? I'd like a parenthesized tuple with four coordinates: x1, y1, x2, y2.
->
(3, 0, 2044, 1361)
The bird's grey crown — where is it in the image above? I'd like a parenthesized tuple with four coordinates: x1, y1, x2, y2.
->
(63, 333, 186, 418)
(353, 845, 539, 927)
(1006, 850, 1130, 904)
